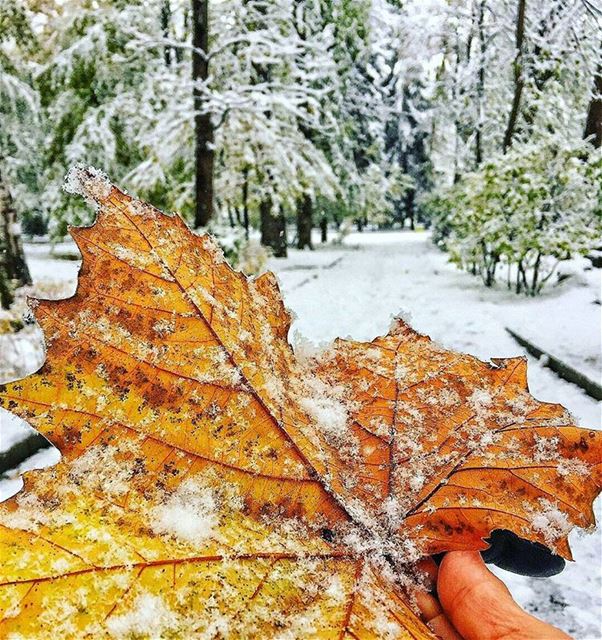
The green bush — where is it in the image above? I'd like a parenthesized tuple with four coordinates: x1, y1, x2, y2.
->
(425, 138, 602, 295)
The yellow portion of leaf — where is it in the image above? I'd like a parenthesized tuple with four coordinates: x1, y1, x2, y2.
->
(0, 455, 431, 638)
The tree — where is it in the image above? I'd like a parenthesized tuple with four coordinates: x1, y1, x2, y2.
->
(584, 64, 602, 148)
(211, 0, 340, 255)
(296, 194, 313, 249)
(0, 0, 37, 308)
(31, 0, 162, 232)
(260, 199, 288, 258)
(0, 167, 32, 295)
(425, 137, 602, 294)
(123, 0, 340, 254)
(192, 0, 214, 227)
(502, 0, 526, 151)
(474, 0, 487, 165)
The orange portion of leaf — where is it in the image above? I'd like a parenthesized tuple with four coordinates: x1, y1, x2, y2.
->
(317, 322, 602, 558)
(0, 169, 600, 638)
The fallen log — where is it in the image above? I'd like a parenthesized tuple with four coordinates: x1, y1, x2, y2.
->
(506, 327, 602, 401)
(0, 431, 51, 476)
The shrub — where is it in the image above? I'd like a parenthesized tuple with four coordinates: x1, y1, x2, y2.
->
(425, 138, 602, 295)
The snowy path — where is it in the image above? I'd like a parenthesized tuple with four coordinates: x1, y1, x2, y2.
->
(271, 231, 601, 639)
(1, 231, 600, 637)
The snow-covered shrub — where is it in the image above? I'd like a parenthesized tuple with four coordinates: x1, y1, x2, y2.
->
(426, 138, 602, 295)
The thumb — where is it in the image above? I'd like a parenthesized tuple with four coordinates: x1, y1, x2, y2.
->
(437, 551, 571, 640)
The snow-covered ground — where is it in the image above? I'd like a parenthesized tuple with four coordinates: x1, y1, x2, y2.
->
(1, 230, 600, 638)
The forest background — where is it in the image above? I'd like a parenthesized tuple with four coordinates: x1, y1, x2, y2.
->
(0, 0, 600, 305)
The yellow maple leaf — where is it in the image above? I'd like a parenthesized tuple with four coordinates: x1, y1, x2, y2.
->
(0, 167, 600, 639)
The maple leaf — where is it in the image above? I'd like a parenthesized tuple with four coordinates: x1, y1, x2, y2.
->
(0, 166, 600, 639)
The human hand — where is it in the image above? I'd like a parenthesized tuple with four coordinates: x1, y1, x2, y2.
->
(416, 551, 572, 640)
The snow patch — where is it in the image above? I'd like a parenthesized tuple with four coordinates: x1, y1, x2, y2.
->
(292, 331, 330, 363)
(68, 444, 136, 497)
(468, 388, 493, 409)
(530, 499, 573, 547)
(298, 372, 358, 448)
(151, 478, 218, 544)
(106, 593, 178, 638)
(63, 164, 112, 203)
(201, 235, 226, 264)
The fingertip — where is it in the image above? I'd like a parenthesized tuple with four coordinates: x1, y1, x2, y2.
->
(438, 551, 512, 639)
(437, 551, 570, 640)
(439, 551, 508, 606)
(427, 613, 464, 640)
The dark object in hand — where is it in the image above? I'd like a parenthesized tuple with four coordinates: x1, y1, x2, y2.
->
(432, 529, 565, 577)
(480, 529, 566, 577)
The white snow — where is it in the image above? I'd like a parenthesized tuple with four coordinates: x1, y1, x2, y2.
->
(0, 409, 60, 502)
(151, 478, 218, 544)
(63, 164, 112, 203)
(106, 593, 178, 638)
(0, 409, 38, 453)
(530, 500, 573, 547)
(299, 375, 352, 443)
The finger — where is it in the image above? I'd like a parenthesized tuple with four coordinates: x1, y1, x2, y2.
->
(415, 589, 441, 622)
(414, 559, 463, 640)
(416, 557, 439, 590)
(438, 551, 571, 640)
(414, 587, 463, 640)
(427, 612, 464, 640)
(414, 558, 441, 622)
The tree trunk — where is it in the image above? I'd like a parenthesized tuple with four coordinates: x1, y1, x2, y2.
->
(242, 167, 250, 240)
(0, 267, 12, 309)
(320, 215, 328, 243)
(474, 0, 486, 165)
(0, 167, 31, 309)
(192, 0, 214, 228)
(260, 198, 287, 257)
(451, 28, 467, 179)
(161, 0, 172, 66)
(291, 0, 316, 252)
(584, 63, 602, 148)
(296, 194, 313, 250)
(404, 188, 415, 230)
(503, 0, 526, 152)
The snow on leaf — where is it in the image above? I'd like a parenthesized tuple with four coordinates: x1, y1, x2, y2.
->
(0, 172, 600, 638)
